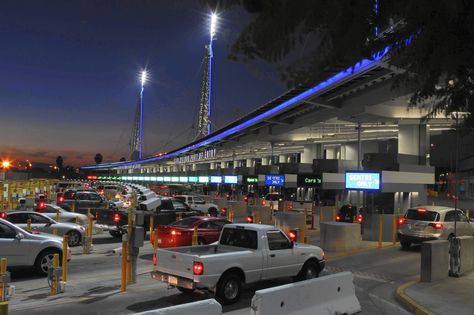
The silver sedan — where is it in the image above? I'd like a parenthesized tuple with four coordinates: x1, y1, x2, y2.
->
(35, 203, 88, 226)
(5, 211, 86, 247)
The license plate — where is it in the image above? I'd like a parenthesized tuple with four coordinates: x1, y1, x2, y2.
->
(158, 238, 162, 244)
(168, 276, 178, 286)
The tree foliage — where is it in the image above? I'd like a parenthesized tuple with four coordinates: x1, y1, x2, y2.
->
(55, 155, 64, 169)
(94, 153, 103, 164)
(204, 0, 474, 125)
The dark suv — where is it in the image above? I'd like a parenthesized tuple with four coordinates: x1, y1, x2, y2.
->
(335, 204, 363, 223)
(58, 190, 107, 213)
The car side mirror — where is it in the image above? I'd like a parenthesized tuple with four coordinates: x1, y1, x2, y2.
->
(15, 232, 24, 240)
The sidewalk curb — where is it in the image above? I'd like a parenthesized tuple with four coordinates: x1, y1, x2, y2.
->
(395, 280, 436, 315)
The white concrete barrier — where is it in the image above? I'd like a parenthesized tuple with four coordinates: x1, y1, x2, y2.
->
(250, 272, 361, 315)
(135, 299, 222, 315)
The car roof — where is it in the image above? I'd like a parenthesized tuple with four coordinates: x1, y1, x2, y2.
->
(223, 223, 276, 231)
(407, 205, 458, 213)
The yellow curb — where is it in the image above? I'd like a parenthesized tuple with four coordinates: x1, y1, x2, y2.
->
(326, 243, 397, 260)
(395, 280, 437, 315)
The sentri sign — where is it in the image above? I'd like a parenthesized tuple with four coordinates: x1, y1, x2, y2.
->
(297, 174, 322, 187)
(345, 171, 381, 191)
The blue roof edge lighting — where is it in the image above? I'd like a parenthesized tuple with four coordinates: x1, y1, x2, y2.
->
(81, 45, 392, 170)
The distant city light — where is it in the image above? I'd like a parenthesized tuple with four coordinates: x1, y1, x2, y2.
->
(210, 13, 217, 39)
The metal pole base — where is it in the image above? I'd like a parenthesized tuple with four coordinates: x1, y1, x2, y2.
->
(449, 237, 462, 277)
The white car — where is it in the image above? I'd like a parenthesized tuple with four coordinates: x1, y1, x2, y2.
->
(151, 224, 325, 304)
(0, 218, 71, 275)
(4, 211, 86, 247)
(174, 195, 220, 216)
(35, 203, 88, 226)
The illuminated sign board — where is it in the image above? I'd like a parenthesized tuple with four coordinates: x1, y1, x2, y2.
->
(224, 176, 238, 184)
(210, 176, 222, 184)
(156, 176, 164, 182)
(297, 174, 322, 187)
(243, 176, 258, 184)
(179, 176, 188, 183)
(163, 176, 171, 182)
(171, 177, 179, 182)
(345, 171, 381, 191)
(188, 176, 198, 183)
(265, 175, 285, 186)
(198, 176, 209, 183)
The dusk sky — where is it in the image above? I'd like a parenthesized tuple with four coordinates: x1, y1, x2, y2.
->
(0, 0, 285, 167)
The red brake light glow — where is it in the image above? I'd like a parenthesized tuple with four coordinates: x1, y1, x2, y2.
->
(193, 261, 204, 275)
(0, 212, 6, 219)
(246, 216, 254, 223)
(220, 208, 227, 215)
(398, 218, 407, 225)
(288, 230, 297, 241)
(429, 223, 444, 230)
(244, 196, 248, 202)
(262, 200, 266, 206)
(113, 213, 121, 223)
(357, 214, 363, 223)
(336, 215, 341, 221)
(171, 229, 181, 236)
(417, 208, 427, 212)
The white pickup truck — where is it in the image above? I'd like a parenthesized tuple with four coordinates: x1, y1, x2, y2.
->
(174, 195, 220, 216)
(151, 224, 325, 304)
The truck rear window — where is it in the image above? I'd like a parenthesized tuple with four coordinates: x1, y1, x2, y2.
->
(220, 228, 257, 249)
(406, 209, 439, 221)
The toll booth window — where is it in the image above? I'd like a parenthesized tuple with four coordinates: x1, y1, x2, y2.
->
(406, 209, 439, 222)
(267, 231, 291, 250)
(0, 222, 16, 238)
(220, 228, 257, 249)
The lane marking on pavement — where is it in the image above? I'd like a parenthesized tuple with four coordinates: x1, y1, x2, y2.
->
(325, 266, 392, 283)
(395, 280, 436, 315)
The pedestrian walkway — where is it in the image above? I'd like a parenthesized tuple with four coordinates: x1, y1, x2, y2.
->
(396, 271, 474, 315)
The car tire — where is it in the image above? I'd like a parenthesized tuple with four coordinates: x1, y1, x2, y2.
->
(296, 260, 320, 281)
(400, 241, 411, 250)
(67, 230, 82, 247)
(198, 237, 206, 245)
(216, 273, 242, 305)
(109, 230, 123, 238)
(177, 287, 195, 295)
(35, 248, 61, 276)
(208, 208, 218, 217)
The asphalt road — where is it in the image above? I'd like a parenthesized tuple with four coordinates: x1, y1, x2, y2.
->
(7, 234, 422, 315)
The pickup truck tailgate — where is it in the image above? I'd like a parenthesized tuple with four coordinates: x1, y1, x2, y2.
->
(156, 248, 196, 279)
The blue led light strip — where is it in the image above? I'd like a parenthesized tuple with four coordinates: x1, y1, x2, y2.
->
(81, 46, 391, 170)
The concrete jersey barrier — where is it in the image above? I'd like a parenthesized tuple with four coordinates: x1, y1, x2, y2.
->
(250, 272, 361, 315)
(134, 299, 222, 315)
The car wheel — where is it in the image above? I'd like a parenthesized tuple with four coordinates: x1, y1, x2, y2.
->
(177, 287, 195, 295)
(216, 273, 242, 305)
(109, 230, 123, 238)
(35, 248, 61, 276)
(296, 260, 320, 281)
(67, 230, 82, 247)
(198, 237, 206, 245)
(208, 208, 218, 217)
(400, 241, 411, 250)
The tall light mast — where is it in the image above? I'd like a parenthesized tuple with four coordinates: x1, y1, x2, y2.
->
(130, 70, 147, 160)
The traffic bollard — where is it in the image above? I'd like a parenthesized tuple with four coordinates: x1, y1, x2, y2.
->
(304, 208, 308, 227)
(298, 225, 306, 244)
(392, 215, 397, 245)
(50, 254, 60, 296)
(467, 209, 470, 221)
(228, 208, 234, 223)
(152, 231, 158, 272)
(71, 202, 76, 213)
(62, 236, 68, 282)
(53, 228, 58, 236)
(192, 226, 198, 246)
(121, 240, 127, 292)
(26, 219, 31, 232)
(254, 211, 260, 224)
(319, 207, 323, 225)
(75, 216, 79, 225)
(0, 258, 9, 315)
(56, 209, 60, 222)
(149, 215, 154, 236)
(378, 215, 383, 249)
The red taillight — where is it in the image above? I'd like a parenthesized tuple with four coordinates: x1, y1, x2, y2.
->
(417, 208, 427, 213)
(152, 254, 157, 266)
(288, 230, 297, 241)
(244, 196, 248, 202)
(193, 261, 204, 275)
(398, 218, 407, 225)
(357, 214, 363, 223)
(171, 229, 181, 236)
(429, 223, 444, 230)
(220, 208, 227, 216)
(246, 216, 254, 223)
(113, 213, 121, 223)
(38, 202, 46, 209)
(262, 200, 266, 206)
(288, 202, 293, 210)
(0, 212, 7, 219)
(336, 215, 341, 222)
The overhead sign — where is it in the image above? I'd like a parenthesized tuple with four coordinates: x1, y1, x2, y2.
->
(297, 174, 322, 187)
(345, 171, 381, 191)
(265, 175, 285, 186)
(198, 176, 209, 183)
(210, 176, 222, 184)
(224, 176, 238, 184)
(243, 176, 258, 184)
(174, 148, 217, 164)
(188, 176, 198, 183)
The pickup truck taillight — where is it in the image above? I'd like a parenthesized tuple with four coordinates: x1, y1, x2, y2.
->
(398, 218, 407, 225)
(113, 213, 121, 223)
(288, 230, 297, 242)
(246, 216, 254, 223)
(220, 208, 227, 216)
(193, 261, 204, 275)
(428, 223, 444, 230)
(336, 215, 341, 222)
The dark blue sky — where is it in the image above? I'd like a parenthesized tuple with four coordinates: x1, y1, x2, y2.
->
(0, 0, 284, 166)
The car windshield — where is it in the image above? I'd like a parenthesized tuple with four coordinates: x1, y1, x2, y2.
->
(406, 209, 439, 221)
(171, 217, 200, 227)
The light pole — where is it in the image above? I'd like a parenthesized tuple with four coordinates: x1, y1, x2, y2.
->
(207, 13, 217, 135)
(449, 113, 461, 277)
(138, 70, 147, 160)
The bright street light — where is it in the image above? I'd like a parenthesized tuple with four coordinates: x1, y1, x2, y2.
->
(210, 13, 218, 39)
(1, 161, 11, 169)
(141, 70, 147, 88)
